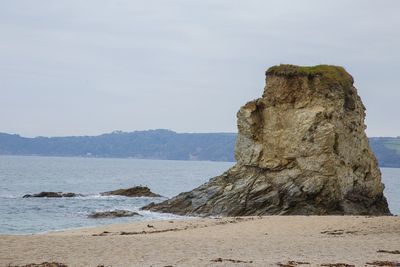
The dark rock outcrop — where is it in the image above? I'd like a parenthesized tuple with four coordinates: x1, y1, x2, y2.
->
(23, 192, 83, 198)
(101, 186, 161, 197)
(88, 210, 140, 219)
(144, 64, 390, 216)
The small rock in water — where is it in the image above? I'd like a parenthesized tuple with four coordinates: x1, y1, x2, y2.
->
(23, 192, 82, 198)
(88, 210, 140, 219)
(100, 186, 161, 197)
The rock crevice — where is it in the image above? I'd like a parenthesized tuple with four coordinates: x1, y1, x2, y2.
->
(144, 64, 390, 216)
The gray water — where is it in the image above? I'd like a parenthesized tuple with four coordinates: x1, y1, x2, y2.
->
(0, 156, 233, 234)
(0, 155, 398, 234)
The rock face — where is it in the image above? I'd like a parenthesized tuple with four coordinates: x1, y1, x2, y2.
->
(144, 65, 390, 216)
(23, 192, 82, 198)
(88, 210, 140, 219)
(101, 186, 161, 197)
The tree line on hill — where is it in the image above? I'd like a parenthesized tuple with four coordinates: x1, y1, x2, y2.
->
(0, 129, 399, 167)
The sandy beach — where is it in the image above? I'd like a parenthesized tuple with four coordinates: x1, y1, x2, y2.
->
(1, 216, 399, 267)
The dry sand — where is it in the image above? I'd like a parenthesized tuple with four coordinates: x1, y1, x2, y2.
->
(1, 216, 399, 267)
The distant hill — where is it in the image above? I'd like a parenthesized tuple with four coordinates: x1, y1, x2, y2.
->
(0, 130, 399, 167)
(0, 129, 236, 162)
(369, 137, 400, 168)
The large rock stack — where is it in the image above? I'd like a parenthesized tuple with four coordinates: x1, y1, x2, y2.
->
(144, 64, 390, 216)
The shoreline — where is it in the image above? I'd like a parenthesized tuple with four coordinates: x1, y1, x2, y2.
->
(1, 216, 400, 266)
(0, 212, 196, 236)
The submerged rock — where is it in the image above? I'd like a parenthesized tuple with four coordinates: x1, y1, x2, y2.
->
(23, 192, 83, 198)
(144, 64, 390, 216)
(101, 186, 161, 197)
(88, 210, 140, 219)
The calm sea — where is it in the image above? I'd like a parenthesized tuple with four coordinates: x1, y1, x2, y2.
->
(0, 155, 398, 234)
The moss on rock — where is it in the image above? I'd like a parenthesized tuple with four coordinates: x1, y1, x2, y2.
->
(266, 64, 354, 88)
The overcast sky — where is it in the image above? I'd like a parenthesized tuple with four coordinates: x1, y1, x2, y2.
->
(0, 1, 399, 137)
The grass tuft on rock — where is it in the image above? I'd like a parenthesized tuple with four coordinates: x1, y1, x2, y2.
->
(266, 64, 354, 88)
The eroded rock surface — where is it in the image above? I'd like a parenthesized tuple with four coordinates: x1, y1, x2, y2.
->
(144, 65, 390, 216)
(88, 210, 140, 219)
(101, 186, 161, 197)
(23, 192, 83, 198)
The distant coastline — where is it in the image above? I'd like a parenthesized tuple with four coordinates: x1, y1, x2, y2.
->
(0, 129, 236, 162)
(369, 137, 400, 168)
(0, 129, 399, 167)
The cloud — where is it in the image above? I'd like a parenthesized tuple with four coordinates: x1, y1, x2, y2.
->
(0, 0, 399, 136)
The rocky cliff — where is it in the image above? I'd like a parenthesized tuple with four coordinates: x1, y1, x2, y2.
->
(144, 64, 390, 216)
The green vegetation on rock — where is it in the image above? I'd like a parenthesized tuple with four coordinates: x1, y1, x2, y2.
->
(266, 64, 354, 88)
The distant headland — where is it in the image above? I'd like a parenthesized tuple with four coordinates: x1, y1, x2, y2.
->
(0, 129, 399, 167)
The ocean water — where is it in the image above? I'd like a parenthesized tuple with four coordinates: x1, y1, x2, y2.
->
(0, 156, 233, 234)
(0, 155, 398, 234)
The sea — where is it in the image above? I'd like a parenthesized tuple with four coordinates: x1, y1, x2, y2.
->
(0, 155, 398, 234)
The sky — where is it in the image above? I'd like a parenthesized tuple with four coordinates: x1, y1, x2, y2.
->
(0, 1, 399, 137)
